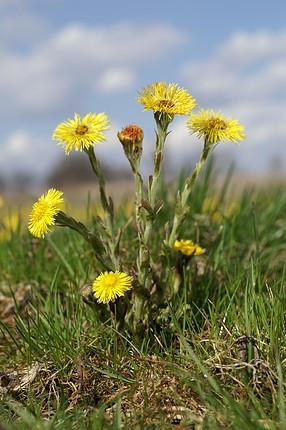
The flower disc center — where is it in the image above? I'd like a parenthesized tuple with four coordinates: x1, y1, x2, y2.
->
(208, 118, 227, 130)
(158, 99, 175, 110)
(75, 124, 89, 135)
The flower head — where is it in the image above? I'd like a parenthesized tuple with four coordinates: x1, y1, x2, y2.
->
(92, 271, 133, 304)
(118, 124, 144, 163)
(53, 113, 110, 154)
(117, 124, 144, 147)
(138, 82, 196, 116)
(187, 109, 245, 145)
(173, 240, 205, 256)
(28, 189, 64, 238)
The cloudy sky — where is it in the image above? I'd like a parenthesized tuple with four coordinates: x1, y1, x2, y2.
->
(1, 0, 286, 181)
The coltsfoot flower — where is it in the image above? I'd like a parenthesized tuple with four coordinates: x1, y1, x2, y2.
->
(53, 113, 110, 154)
(138, 82, 196, 116)
(117, 124, 144, 147)
(173, 239, 205, 256)
(187, 109, 245, 145)
(92, 271, 133, 304)
(28, 189, 64, 238)
(118, 124, 144, 162)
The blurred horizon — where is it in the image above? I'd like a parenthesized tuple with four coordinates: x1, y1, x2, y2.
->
(1, 0, 286, 189)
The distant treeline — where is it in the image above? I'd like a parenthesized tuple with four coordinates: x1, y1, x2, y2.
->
(47, 153, 131, 187)
(0, 154, 131, 193)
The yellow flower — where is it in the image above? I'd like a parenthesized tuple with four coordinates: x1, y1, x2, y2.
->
(0, 213, 20, 242)
(4, 213, 19, 232)
(173, 240, 205, 256)
(187, 109, 245, 145)
(53, 113, 110, 154)
(138, 82, 196, 116)
(92, 271, 132, 304)
(28, 189, 64, 238)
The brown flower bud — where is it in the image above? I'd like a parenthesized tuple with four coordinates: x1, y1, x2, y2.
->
(117, 124, 144, 147)
(118, 125, 144, 168)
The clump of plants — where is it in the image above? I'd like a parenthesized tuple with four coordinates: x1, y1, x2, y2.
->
(28, 82, 245, 335)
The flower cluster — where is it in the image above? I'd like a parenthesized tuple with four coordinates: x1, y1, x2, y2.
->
(28, 80, 245, 314)
(137, 82, 245, 145)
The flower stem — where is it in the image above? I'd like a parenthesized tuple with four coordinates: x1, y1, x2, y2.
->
(144, 114, 170, 242)
(168, 141, 212, 247)
(149, 114, 170, 208)
(138, 114, 171, 289)
(86, 147, 119, 269)
(86, 147, 111, 215)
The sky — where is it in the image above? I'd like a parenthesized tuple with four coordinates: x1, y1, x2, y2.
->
(1, 0, 286, 182)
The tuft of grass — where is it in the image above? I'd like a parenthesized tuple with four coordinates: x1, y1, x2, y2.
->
(1, 169, 286, 429)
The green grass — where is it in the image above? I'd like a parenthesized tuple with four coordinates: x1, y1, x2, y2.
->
(1, 167, 286, 429)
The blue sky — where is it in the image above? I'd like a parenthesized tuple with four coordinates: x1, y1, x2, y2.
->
(1, 0, 286, 180)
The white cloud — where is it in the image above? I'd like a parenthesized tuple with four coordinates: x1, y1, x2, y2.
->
(0, 22, 184, 116)
(5, 131, 30, 154)
(217, 30, 286, 67)
(3, 20, 285, 176)
(182, 29, 286, 103)
(180, 29, 286, 171)
(96, 67, 136, 92)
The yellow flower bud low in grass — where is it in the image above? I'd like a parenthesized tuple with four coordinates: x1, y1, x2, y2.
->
(173, 239, 205, 257)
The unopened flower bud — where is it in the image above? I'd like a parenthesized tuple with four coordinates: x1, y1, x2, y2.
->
(117, 124, 144, 166)
(117, 124, 144, 147)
